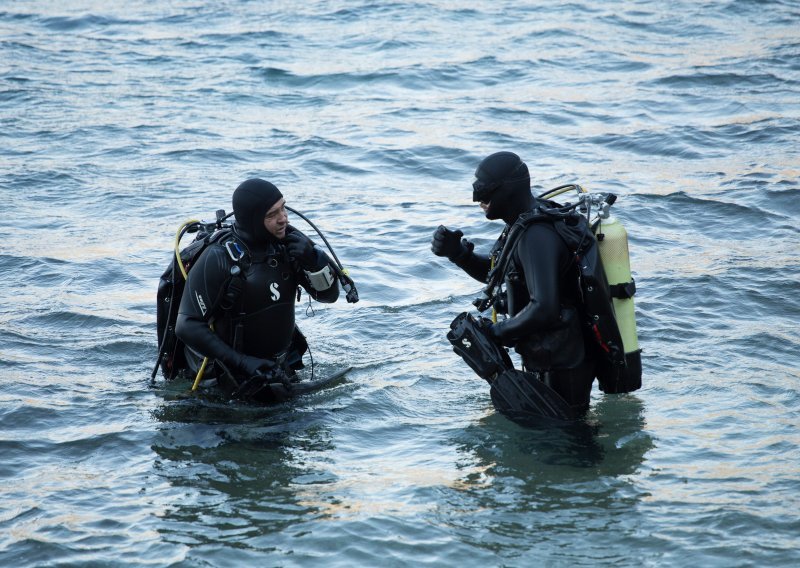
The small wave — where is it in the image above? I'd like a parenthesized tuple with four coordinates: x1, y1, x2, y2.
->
(715, 118, 800, 146)
(587, 130, 705, 159)
(635, 190, 798, 233)
(254, 65, 401, 91)
(199, 29, 285, 44)
(768, 41, 800, 70)
(254, 62, 497, 92)
(651, 71, 781, 89)
(39, 14, 126, 31)
(159, 147, 248, 164)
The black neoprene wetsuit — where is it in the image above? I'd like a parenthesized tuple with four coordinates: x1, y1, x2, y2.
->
(456, 220, 596, 411)
(175, 225, 339, 382)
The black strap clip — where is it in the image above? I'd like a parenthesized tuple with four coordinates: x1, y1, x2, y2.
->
(610, 279, 636, 299)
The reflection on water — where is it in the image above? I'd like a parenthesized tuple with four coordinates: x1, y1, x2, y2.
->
(150, 390, 341, 555)
(2, 0, 799, 565)
(440, 395, 654, 563)
(454, 394, 652, 486)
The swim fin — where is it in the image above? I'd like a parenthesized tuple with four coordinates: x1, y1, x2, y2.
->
(447, 311, 513, 381)
(447, 311, 574, 423)
(292, 366, 352, 395)
(489, 369, 575, 423)
(229, 367, 351, 403)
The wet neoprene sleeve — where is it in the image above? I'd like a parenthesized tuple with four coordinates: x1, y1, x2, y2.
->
(175, 313, 247, 368)
(454, 250, 492, 283)
(490, 224, 566, 343)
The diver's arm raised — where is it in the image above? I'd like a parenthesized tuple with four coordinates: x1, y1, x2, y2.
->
(285, 226, 340, 303)
(452, 248, 491, 282)
(299, 248, 340, 303)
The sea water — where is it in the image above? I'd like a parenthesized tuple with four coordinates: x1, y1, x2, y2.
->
(1, 1, 799, 566)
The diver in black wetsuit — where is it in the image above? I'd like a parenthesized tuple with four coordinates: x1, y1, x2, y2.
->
(432, 151, 596, 414)
(175, 178, 340, 403)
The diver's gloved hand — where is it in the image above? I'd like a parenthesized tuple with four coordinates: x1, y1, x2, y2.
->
(488, 322, 515, 347)
(431, 225, 473, 262)
(284, 230, 320, 270)
(235, 354, 277, 378)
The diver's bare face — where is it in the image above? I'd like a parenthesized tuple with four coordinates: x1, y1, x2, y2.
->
(264, 198, 288, 239)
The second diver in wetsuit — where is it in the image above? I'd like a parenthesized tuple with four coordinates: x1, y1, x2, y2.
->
(432, 151, 597, 414)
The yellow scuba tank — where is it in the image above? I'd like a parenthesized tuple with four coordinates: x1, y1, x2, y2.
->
(594, 214, 642, 392)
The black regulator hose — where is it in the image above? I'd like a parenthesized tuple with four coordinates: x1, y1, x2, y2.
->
(286, 206, 359, 303)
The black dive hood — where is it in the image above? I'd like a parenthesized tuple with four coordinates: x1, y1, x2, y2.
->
(232, 178, 283, 244)
(472, 151, 532, 223)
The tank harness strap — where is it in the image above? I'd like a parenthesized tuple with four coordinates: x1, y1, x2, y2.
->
(206, 237, 250, 319)
(243, 241, 283, 266)
(475, 209, 561, 312)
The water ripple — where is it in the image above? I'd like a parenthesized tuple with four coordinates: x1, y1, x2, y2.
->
(1, 1, 799, 566)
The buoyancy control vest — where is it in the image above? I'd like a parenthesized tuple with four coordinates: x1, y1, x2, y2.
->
(210, 237, 298, 359)
(473, 187, 641, 394)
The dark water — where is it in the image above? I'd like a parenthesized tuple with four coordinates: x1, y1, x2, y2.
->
(2, 1, 799, 566)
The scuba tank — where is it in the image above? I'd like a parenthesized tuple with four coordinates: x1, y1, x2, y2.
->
(593, 211, 641, 393)
(571, 187, 641, 393)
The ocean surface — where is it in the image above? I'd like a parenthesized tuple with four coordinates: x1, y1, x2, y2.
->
(1, 1, 799, 566)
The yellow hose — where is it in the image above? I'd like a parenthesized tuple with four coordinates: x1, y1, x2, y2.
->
(190, 321, 216, 391)
(174, 219, 200, 280)
(172, 219, 209, 391)
(191, 357, 209, 391)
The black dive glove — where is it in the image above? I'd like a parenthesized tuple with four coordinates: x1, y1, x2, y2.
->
(474, 315, 511, 347)
(284, 231, 320, 270)
(488, 321, 515, 348)
(235, 354, 277, 378)
(431, 225, 473, 262)
(232, 364, 294, 403)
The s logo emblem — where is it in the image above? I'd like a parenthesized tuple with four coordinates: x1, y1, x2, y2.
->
(462, 338, 472, 349)
(270, 282, 280, 301)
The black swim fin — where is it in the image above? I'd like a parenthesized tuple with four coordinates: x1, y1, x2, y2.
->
(447, 311, 574, 423)
(489, 369, 575, 423)
(447, 312, 513, 381)
(293, 366, 352, 395)
(231, 371, 292, 404)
